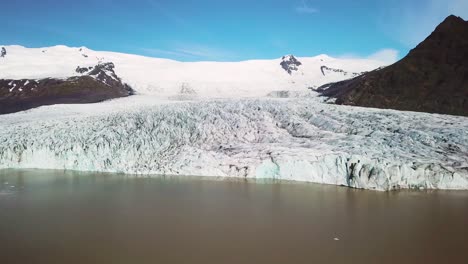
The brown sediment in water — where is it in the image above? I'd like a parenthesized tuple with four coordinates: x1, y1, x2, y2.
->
(1, 169, 467, 264)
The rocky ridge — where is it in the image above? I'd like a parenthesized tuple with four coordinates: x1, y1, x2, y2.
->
(0, 62, 133, 114)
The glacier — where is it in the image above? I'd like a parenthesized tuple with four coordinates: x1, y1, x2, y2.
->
(1, 96, 467, 191)
(1, 45, 467, 191)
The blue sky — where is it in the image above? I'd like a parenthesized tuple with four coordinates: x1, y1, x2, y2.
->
(2, 0, 467, 62)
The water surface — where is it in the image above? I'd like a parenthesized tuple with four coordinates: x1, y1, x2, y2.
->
(1, 169, 467, 264)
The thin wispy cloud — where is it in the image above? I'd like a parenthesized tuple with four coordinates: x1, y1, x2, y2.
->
(142, 44, 237, 61)
(142, 1, 237, 61)
(146, 0, 187, 27)
(140, 48, 186, 58)
(339, 49, 400, 65)
(366, 49, 400, 64)
(295, 0, 318, 14)
(145, 0, 212, 37)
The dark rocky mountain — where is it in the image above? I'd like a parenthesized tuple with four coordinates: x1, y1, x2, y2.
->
(0, 62, 133, 114)
(319, 15, 468, 116)
(1, 47, 6, 58)
(280, 55, 302, 74)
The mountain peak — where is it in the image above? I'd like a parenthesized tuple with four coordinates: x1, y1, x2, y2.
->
(441, 14, 466, 24)
(280, 55, 302, 75)
(281, 54, 296, 60)
(412, 14, 468, 53)
(431, 14, 467, 33)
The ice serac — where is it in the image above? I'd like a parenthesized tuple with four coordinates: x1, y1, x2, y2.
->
(320, 15, 468, 116)
(0, 97, 467, 191)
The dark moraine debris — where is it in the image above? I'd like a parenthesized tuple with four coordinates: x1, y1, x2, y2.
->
(0, 62, 133, 114)
(320, 65, 364, 78)
(280, 55, 302, 74)
(75, 66, 93, 74)
(319, 15, 468, 116)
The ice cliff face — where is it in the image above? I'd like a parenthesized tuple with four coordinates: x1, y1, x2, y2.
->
(0, 96, 467, 191)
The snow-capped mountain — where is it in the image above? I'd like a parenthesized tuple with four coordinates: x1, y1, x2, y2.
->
(0, 45, 386, 98)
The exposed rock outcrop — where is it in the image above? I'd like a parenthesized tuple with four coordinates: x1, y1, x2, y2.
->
(280, 55, 302, 74)
(320, 65, 364, 78)
(0, 62, 133, 114)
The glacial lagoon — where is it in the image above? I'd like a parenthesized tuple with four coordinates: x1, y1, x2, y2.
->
(1, 169, 467, 264)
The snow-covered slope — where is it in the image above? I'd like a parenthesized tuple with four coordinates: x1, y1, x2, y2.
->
(0, 95, 467, 191)
(0, 45, 386, 98)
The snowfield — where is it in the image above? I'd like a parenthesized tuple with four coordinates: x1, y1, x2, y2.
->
(0, 96, 467, 191)
(0, 45, 384, 98)
(1, 45, 467, 190)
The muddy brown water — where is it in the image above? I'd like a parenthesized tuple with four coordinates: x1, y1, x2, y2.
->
(1, 169, 467, 264)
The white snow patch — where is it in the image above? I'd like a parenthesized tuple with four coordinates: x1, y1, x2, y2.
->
(8, 83, 16, 92)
